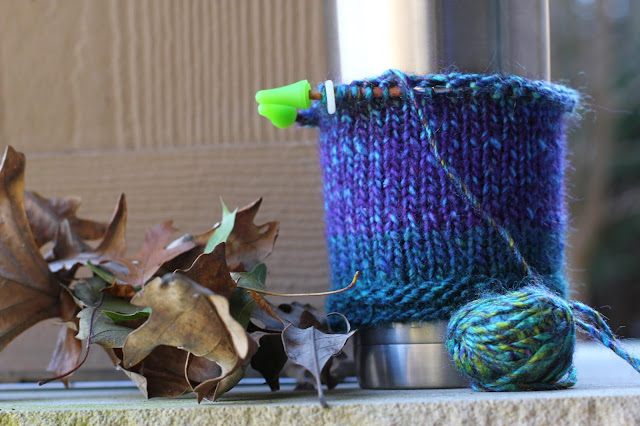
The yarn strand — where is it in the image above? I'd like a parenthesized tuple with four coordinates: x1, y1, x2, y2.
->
(389, 69, 533, 278)
(571, 300, 640, 373)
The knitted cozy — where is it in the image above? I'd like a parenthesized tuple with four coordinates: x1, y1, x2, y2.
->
(299, 71, 579, 328)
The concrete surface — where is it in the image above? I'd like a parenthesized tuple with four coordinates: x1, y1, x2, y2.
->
(1, 342, 639, 425)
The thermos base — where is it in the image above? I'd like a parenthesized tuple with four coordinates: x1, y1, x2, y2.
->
(355, 322, 469, 389)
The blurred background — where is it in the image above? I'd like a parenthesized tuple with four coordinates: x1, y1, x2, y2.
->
(0, 0, 637, 380)
(551, 0, 640, 337)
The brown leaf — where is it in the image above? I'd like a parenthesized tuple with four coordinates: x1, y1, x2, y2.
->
(44, 288, 83, 386)
(251, 302, 325, 332)
(161, 198, 279, 274)
(113, 346, 195, 399)
(47, 219, 91, 261)
(194, 364, 246, 402)
(187, 338, 258, 402)
(24, 191, 107, 248)
(48, 194, 127, 272)
(178, 243, 237, 299)
(282, 324, 356, 407)
(250, 331, 288, 391)
(46, 326, 82, 388)
(105, 221, 196, 288)
(0, 146, 63, 351)
(103, 283, 137, 299)
(225, 198, 279, 272)
(122, 274, 251, 400)
(76, 309, 133, 348)
(248, 292, 283, 325)
(321, 351, 351, 390)
(186, 354, 222, 385)
(59, 285, 80, 322)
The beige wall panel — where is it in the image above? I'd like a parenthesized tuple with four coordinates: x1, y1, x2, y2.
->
(0, 0, 326, 152)
(24, 143, 331, 293)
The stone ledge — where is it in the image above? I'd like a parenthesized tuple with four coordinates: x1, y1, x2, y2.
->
(1, 342, 639, 426)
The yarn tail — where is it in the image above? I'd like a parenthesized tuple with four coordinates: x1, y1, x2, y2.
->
(571, 301, 640, 373)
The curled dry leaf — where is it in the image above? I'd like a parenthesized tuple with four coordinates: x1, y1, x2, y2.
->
(24, 190, 107, 248)
(321, 350, 351, 390)
(282, 323, 356, 408)
(224, 198, 279, 272)
(229, 288, 258, 329)
(230, 263, 282, 328)
(102, 283, 137, 300)
(0, 146, 63, 351)
(162, 198, 279, 274)
(178, 242, 237, 299)
(113, 346, 199, 399)
(46, 219, 91, 262)
(177, 245, 281, 331)
(105, 221, 196, 289)
(46, 326, 82, 388)
(68, 277, 107, 308)
(69, 276, 147, 322)
(86, 262, 137, 300)
(45, 289, 82, 387)
(203, 200, 237, 254)
(250, 331, 288, 391)
(48, 194, 127, 272)
(187, 337, 258, 402)
(76, 309, 133, 348)
(122, 274, 252, 401)
(251, 301, 326, 332)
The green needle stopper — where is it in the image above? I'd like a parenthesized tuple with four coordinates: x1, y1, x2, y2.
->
(258, 104, 298, 129)
(255, 80, 311, 110)
(255, 79, 311, 128)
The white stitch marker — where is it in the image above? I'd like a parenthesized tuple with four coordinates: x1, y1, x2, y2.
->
(325, 80, 336, 114)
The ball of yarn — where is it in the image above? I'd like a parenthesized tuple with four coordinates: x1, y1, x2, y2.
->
(445, 286, 577, 391)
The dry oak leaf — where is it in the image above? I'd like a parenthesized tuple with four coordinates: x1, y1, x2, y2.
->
(48, 194, 127, 273)
(177, 242, 237, 299)
(186, 337, 258, 402)
(224, 198, 279, 271)
(122, 274, 251, 400)
(111, 347, 227, 400)
(45, 289, 82, 387)
(46, 326, 82, 388)
(163, 198, 279, 273)
(76, 309, 133, 348)
(250, 331, 288, 391)
(0, 146, 63, 351)
(112, 346, 197, 399)
(46, 218, 91, 263)
(24, 191, 107, 248)
(105, 221, 196, 289)
(102, 282, 137, 300)
(251, 301, 325, 332)
(282, 323, 356, 408)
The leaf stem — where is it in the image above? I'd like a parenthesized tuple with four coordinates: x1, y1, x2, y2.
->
(311, 329, 328, 408)
(237, 271, 360, 298)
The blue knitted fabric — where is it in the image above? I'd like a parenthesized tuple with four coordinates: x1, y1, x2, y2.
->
(299, 71, 579, 328)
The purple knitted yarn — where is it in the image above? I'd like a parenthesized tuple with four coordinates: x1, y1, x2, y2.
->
(300, 71, 579, 328)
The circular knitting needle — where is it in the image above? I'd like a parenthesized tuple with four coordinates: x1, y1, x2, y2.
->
(256, 80, 445, 128)
(309, 86, 403, 100)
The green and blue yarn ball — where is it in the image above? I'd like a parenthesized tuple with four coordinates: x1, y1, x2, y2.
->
(446, 286, 577, 391)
